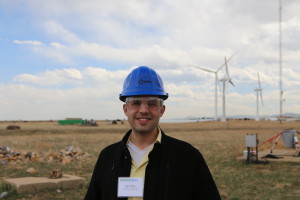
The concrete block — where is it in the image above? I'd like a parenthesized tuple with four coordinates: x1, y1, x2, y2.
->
(3, 174, 85, 193)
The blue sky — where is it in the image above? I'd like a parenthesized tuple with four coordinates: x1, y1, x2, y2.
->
(0, 0, 300, 120)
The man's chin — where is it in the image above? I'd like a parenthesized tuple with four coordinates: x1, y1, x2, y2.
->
(132, 126, 158, 135)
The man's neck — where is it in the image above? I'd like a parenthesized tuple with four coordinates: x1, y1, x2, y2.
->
(129, 128, 159, 150)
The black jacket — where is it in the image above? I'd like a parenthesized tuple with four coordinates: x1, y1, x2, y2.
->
(85, 129, 221, 200)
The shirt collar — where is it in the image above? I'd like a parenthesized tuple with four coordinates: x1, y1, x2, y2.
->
(126, 127, 162, 145)
(156, 128, 162, 143)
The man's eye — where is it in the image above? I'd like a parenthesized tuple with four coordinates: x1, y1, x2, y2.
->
(132, 101, 141, 106)
(147, 101, 158, 107)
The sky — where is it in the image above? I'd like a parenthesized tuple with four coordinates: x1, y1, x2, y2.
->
(0, 0, 300, 121)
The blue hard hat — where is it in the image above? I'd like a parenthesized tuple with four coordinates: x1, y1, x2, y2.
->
(119, 66, 168, 102)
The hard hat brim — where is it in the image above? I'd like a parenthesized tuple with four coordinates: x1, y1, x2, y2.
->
(119, 93, 168, 102)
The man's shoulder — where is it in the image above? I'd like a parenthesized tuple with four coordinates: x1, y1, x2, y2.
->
(102, 141, 123, 153)
(161, 134, 205, 164)
(100, 141, 124, 156)
(163, 134, 198, 152)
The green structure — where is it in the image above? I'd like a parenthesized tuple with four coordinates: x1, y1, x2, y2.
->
(58, 119, 85, 125)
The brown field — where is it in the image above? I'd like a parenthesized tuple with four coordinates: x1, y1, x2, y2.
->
(1, 120, 300, 200)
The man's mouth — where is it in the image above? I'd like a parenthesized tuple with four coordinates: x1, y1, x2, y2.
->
(136, 117, 151, 121)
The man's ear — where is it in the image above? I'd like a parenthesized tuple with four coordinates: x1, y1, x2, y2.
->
(160, 105, 166, 117)
(123, 104, 128, 116)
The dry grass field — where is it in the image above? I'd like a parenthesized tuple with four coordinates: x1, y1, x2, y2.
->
(1, 120, 300, 200)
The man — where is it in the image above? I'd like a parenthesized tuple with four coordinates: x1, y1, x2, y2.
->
(85, 66, 221, 200)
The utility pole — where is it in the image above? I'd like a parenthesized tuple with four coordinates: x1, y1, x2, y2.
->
(279, 0, 283, 123)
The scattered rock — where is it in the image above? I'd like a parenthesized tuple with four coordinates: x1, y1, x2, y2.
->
(61, 157, 72, 165)
(0, 160, 8, 165)
(0, 146, 11, 154)
(0, 145, 90, 165)
(0, 191, 8, 199)
(49, 169, 62, 179)
(26, 167, 37, 174)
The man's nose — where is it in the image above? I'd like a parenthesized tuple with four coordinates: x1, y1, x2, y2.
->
(138, 102, 150, 112)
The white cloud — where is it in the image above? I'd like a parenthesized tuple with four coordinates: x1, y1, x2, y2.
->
(43, 20, 81, 44)
(8, 0, 300, 72)
(0, 83, 124, 120)
(1, 0, 300, 120)
(1, 63, 300, 120)
(14, 68, 83, 85)
(50, 42, 64, 48)
(13, 40, 43, 45)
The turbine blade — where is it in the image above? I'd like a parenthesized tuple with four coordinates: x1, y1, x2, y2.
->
(257, 72, 261, 88)
(216, 51, 238, 72)
(190, 65, 214, 73)
(225, 80, 228, 91)
(225, 57, 230, 78)
(229, 79, 235, 87)
(228, 51, 239, 61)
(216, 73, 222, 94)
(260, 90, 264, 105)
(216, 63, 226, 72)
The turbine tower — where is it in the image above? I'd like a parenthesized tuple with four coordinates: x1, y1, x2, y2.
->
(191, 65, 222, 121)
(254, 72, 263, 121)
(220, 57, 235, 122)
(191, 52, 238, 121)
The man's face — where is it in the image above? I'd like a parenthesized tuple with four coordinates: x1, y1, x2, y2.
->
(123, 96, 165, 135)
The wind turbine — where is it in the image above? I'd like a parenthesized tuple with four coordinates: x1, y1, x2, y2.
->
(191, 52, 238, 121)
(220, 56, 235, 122)
(191, 65, 222, 121)
(254, 72, 263, 121)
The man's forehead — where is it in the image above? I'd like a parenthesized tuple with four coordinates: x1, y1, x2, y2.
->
(125, 96, 163, 102)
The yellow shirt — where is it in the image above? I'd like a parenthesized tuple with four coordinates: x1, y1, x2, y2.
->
(127, 130, 162, 200)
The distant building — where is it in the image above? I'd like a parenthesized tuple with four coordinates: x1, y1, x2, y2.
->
(58, 118, 84, 125)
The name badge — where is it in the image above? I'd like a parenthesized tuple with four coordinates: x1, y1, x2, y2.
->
(117, 177, 144, 197)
